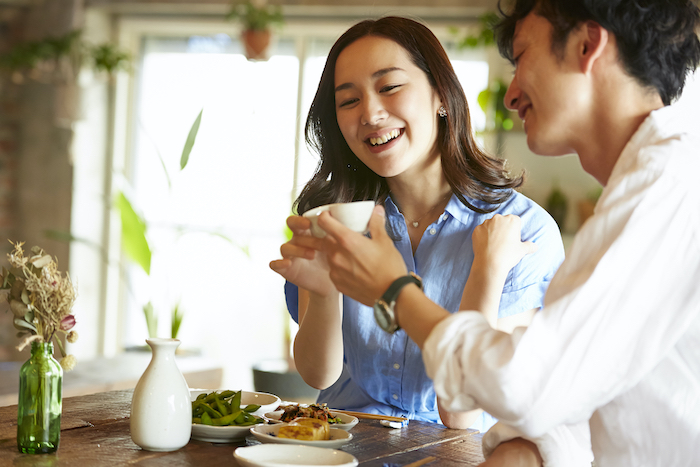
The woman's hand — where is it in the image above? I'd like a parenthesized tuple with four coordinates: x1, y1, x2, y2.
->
(318, 205, 408, 306)
(471, 214, 538, 279)
(269, 215, 336, 297)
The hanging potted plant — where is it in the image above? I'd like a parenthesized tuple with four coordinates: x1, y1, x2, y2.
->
(227, 0, 284, 61)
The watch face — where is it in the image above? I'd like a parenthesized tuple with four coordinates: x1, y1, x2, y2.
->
(373, 300, 396, 333)
(373, 302, 390, 330)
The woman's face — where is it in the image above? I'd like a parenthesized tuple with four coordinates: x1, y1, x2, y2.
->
(334, 36, 442, 179)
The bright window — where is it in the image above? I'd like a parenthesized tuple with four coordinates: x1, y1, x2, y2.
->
(118, 29, 488, 390)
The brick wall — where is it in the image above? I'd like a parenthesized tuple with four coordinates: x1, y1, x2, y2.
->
(0, 2, 78, 361)
(0, 6, 23, 360)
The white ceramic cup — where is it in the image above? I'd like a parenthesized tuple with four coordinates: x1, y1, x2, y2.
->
(302, 200, 375, 238)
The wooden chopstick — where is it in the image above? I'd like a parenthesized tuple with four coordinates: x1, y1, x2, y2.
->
(330, 409, 408, 422)
(404, 456, 436, 467)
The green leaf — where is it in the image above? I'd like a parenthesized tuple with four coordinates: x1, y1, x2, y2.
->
(90, 43, 131, 74)
(116, 192, 151, 275)
(54, 335, 67, 357)
(171, 303, 184, 339)
(465, 37, 479, 48)
(43, 229, 109, 263)
(204, 231, 251, 258)
(477, 88, 491, 113)
(143, 301, 158, 338)
(44, 229, 101, 250)
(137, 120, 172, 189)
(1, 268, 13, 289)
(180, 109, 203, 170)
(13, 318, 36, 332)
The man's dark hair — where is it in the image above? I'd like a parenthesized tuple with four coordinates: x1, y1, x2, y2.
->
(495, 0, 700, 105)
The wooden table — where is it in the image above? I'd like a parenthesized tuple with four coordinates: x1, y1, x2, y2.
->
(0, 390, 485, 466)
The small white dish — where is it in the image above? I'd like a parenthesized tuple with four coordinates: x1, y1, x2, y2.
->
(189, 389, 281, 443)
(234, 444, 359, 467)
(303, 201, 374, 238)
(264, 410, 359, 431)
(191, 421, 253, 443)
(250, 423, 353, 449)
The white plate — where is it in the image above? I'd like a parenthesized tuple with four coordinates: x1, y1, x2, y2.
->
(264, 411, 359, 431)
(190, 389, 281, 443)
(234, 444, 358, 467)
(250, 424, 353, 449)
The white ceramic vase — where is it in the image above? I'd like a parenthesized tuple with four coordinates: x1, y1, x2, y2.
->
(130, 338, 192, 451)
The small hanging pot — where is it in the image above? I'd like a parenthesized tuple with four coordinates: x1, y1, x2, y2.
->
(242, 29, 271, 60)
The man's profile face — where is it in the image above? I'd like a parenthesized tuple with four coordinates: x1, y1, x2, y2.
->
(503, 12, 589, 157)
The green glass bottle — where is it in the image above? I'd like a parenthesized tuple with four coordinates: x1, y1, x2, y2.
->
(17, 341, 63, 454)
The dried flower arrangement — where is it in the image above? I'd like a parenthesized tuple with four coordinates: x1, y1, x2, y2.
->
(1, 241, 78, 370)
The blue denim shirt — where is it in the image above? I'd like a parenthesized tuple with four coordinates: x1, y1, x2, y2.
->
(285, 192, 564, 432)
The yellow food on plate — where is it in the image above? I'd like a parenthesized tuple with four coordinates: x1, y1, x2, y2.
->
(278, 417, 330, 440)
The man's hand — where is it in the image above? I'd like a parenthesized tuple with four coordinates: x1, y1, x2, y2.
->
(318, 205, 408, 306)
(479, 438, 543, 467)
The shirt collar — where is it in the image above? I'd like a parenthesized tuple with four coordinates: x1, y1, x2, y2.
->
(386, 193, 479, 227)
(608, 103, 695, 188)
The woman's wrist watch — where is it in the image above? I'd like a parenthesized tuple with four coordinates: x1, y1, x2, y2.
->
(373, 272, 423, 333)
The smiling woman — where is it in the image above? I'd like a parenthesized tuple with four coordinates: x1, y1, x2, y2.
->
(269, 16, 565, 434)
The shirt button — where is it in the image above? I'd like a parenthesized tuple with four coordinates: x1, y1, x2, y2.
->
(393, 363, 400, 370)
(392, 394, 399, 400)
(442, 214, 449, 221)
(429, 228, 437, 235)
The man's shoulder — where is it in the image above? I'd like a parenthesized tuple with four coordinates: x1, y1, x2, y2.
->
(611, 104, 699, 190)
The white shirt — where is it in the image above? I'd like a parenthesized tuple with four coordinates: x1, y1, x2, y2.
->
(422, 103, 700, 467)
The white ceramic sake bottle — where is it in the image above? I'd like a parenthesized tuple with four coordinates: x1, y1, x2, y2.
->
(130, 338, 192, 451)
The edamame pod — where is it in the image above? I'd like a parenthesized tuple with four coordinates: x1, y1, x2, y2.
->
(210, 410, 242, 426)
(192, 390, 265, 427)
(243, 404, 261, 412)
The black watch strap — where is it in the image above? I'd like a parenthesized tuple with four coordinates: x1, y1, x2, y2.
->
(381, 273, 423, 304)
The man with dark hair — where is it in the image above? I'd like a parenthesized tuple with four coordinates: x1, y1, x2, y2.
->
(495, 0, 699, 107)
(313, 0, 700, 465)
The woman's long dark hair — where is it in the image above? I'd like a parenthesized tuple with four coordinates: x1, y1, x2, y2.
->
(296, 16, 524, 215)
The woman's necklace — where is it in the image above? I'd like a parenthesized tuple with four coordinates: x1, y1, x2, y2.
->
(393, 192, 451, 229)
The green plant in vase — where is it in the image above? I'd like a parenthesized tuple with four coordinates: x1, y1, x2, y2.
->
(1, 241, 78, 454)
(116, 110, 205, 342)
(117, 108, 247, 345)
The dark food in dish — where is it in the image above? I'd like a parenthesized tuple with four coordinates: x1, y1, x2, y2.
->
(278, 403, 342, 424)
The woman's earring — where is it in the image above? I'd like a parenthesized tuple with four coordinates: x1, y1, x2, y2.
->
(438, 106, 448, 118)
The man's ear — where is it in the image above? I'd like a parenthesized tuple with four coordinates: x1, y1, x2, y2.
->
(579, 21, 609, 74)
